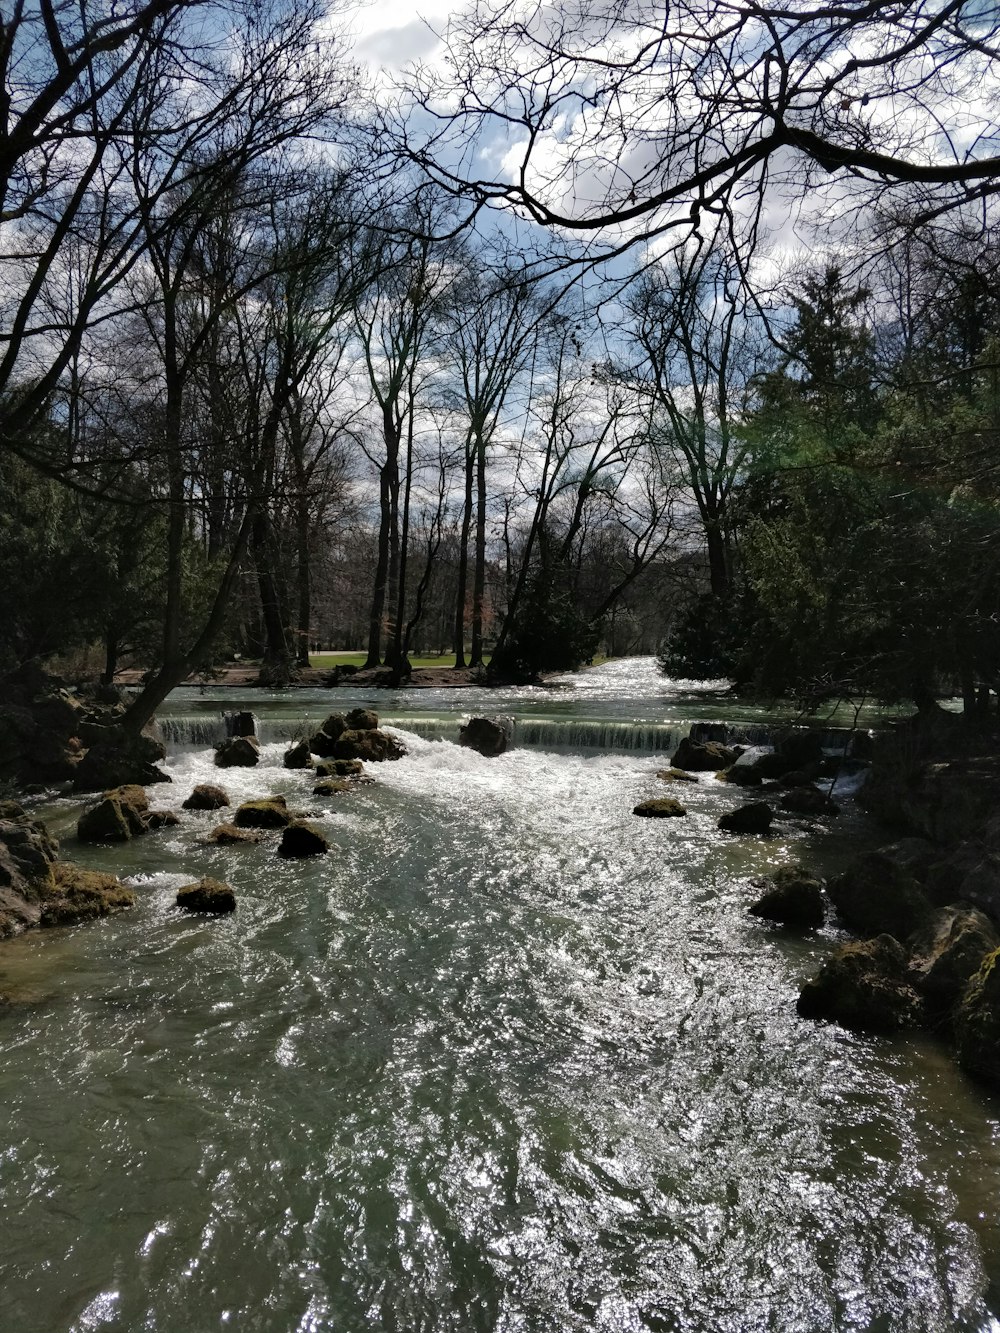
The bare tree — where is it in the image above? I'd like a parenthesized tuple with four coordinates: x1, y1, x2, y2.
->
(404, 1, 1000, 247)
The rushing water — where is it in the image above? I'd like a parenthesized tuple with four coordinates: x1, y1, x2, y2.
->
(3, 659, 1000, 1332)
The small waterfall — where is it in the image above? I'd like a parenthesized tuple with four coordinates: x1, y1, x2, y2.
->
(159, 715, 313, 747)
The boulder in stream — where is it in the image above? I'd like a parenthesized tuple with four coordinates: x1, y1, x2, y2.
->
(908, 906, 1000, 1017)
(332, 729, 405, 763)
(233, 797, 291, 829)
(671, 737, 738, 772)
(797, 935, 923, 1032)
(657, 768, 698, 784)
(41, 863, 136, 926)
(182, 784, 230, 811)
(308, 714, 348, 757)
(827, 846, 933, 939)
(176, 876, 236, 914)
(459, 716, 512, 757)
(313, 778, 352, 796)
(749, 866, 826, 929)
(718, 803, 773, 835)
(278, 822, 330, 858)
(283, 740, 314, 770)
(77, 785, 150, 842)
(315, 759, 364, 778)
(633, 798, 687, 818)
(208, 823, 263, 845)
(778, 785, 840, 817)
(214, 735, 260, 768)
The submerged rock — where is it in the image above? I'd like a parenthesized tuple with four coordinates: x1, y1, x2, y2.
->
(633, 798, 687, 818)
(208, 823, 263, 845)
(176, 876, 236, 914)
(233, 797, 291, 829)
(718, 803, 773, 835)
(278, 822, 330, 858)
(459, 716, 511, 758)
(314, 758, 364, 778)
(797, 935, 923, 1032)
(671, 737, 738, 772)
(214, 735, 260, 768)
(749, 866, 826, 929)
(182, 783, 230, 811)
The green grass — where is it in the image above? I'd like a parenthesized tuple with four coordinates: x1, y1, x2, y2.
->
(309, 652, 491, 670)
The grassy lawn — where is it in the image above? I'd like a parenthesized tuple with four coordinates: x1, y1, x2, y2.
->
(309, 652, 491, 670)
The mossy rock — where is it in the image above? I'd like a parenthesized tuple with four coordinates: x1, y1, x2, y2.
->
(633, 798, 687, 818)
(182, 784, 230, 811)
(797, 935, 923, 1033)
(176, 876, 236, 914)
(332, 729, 405, 763)
(278, 822, 330, 858)
(954, 948, 1000, 1085)
(40, 862, 136, 926)
(77, 797, 135, 843)
(346, 708, 379, 732)
(909, 906, 999, 1017)
(718, 803, 773, 835)
(656, 768, 698, 784)
(313, 778, 352, 796)
(233, 797, 290, 829)
(750, 865, 826, 929)
(827, 850, 932, 939)
(208, 823, 263, 845)
(309, 714, 349, 757)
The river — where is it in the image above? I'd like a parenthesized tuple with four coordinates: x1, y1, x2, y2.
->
(2, 658, 1000, 1331)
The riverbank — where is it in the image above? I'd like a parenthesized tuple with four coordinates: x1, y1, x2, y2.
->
(113, 664, 499, 690)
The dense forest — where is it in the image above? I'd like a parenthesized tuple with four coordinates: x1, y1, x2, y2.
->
(2, 0, 999, 724)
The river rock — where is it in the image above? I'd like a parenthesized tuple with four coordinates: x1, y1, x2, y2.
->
(955, 948, 1000, 1085)
(145, 810, 180, 830)
(283, 740, 313, 770)
(908, 906, 1000, 1016)
(827, 846, 933, 939)
(459, 716, 511, 757)
(313, 778, 352, 796)
(797, 935, 923, 1032)
(315, 759, 364, 778)
(214, 735, 260, 768)
(182, 784, 230, 811)
(718, 802, 773, 834)
(278, 822, 330, 858)
(657, 768, 698, 784)
(41, 863, 136, 926)
(233, 797, 291, 829)
(778, 785, 840, 817)
(671, 737, 738, 772)
(749, 866, 826, 928)
(73, 728, 170, 791)
(332, 729, 405, 763)
(0, 809, 60, 935)
(308, 714, 349, 757)
(176, 876, 236, 914)
(77, 785, 150, 842)
(208, 823, 263, 845)
(633, 798, 687, 818)
(346, 708, 379, 732)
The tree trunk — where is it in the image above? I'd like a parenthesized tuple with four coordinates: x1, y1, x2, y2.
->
(470, 430, 487, 667)
(453, 442, 475, 668)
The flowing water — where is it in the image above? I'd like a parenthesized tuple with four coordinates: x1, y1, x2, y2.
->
(3, 659, 1000, 1332)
